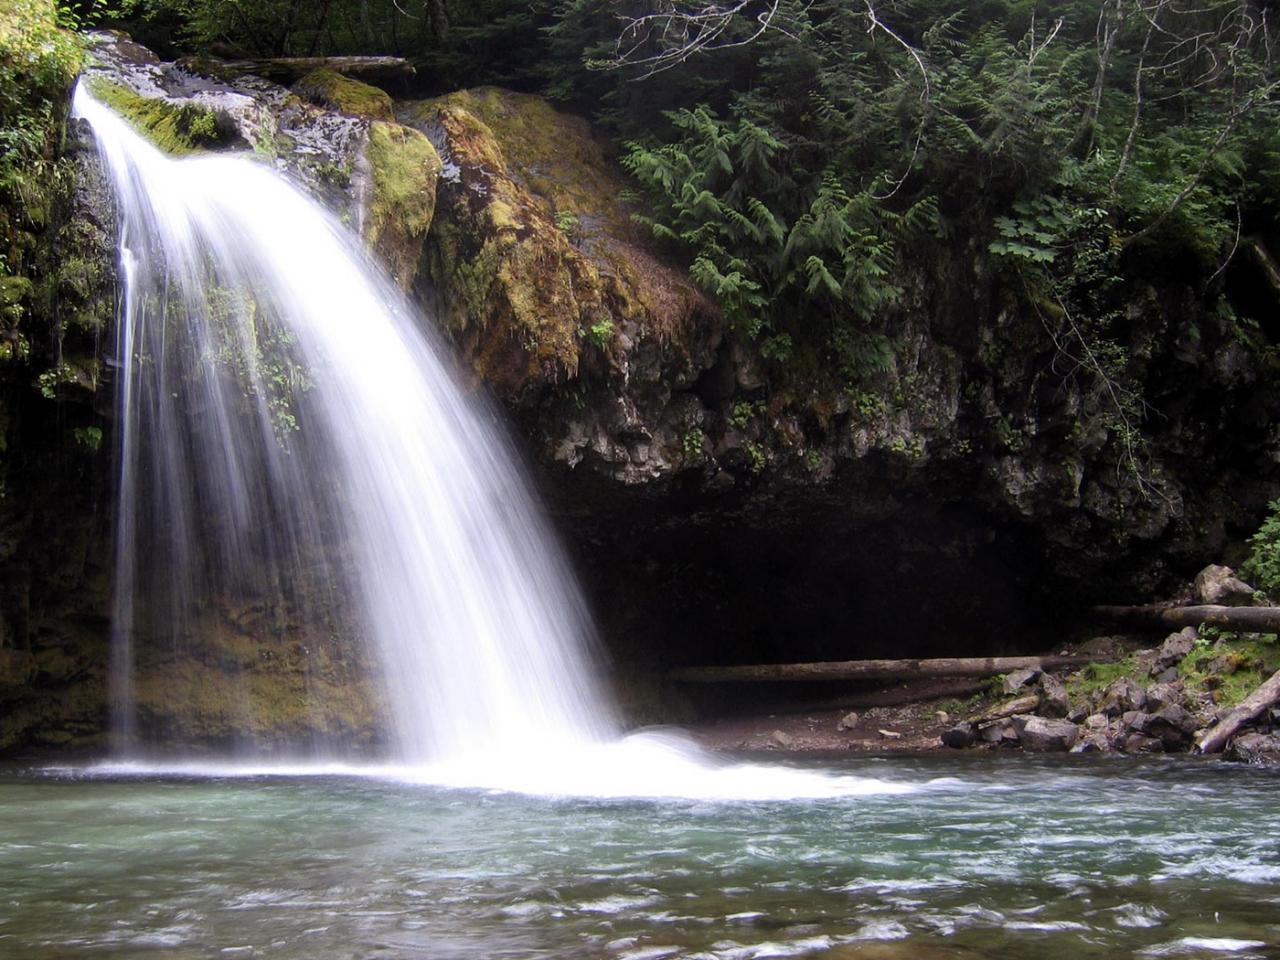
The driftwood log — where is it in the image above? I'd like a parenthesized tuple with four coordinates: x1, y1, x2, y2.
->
(669, 655, 1098, 684)
(213, 56, 415, 84)
(1094, 604, 1280, 633)
(1194, 668, 1280, 754)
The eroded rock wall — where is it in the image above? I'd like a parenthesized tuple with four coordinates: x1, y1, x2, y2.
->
(2, 30, 1279, 752)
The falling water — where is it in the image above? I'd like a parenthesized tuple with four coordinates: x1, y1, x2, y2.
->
(74, 82, 907, 799)
(76, 83, 612, 763)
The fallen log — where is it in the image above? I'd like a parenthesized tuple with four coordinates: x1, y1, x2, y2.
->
(1194, 668, 1280, 754)
(669, 655, 1099, 684)
(1094, 604, 1280, 634)
(214, 56, 416, 84)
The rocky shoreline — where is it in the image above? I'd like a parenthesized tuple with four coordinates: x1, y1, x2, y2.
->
(685, 563, 1280, 766)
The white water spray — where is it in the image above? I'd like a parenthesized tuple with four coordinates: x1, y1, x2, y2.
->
(76, 84, 611, 764)
(74, 83, 913, 800)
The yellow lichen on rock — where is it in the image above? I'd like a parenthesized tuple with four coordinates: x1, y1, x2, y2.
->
(398, 88, 712, 402)
(293, 68, 394, 121)
(365, 120, 442, 290)
(409, 100, 592, 396)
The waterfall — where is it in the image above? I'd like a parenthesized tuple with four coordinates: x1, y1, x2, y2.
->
(74, 84, 613, 766)
(74, 81, 907, 800)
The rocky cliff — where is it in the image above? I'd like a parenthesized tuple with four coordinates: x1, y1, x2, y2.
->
(2, 25, 1278, 752)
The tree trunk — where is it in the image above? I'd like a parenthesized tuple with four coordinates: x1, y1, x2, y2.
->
(1194, 668, 1280, 754)
(669, 655, 1099, 684)
(217, 56, 416, 84)
(1093, 604, 1280, 633)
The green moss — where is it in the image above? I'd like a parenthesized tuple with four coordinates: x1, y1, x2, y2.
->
(293, 68, 394, 121)
(413, 88, 612, 225)
(365, 120, 441, 288)
(1179, 632, 1280, 708)
(1, 0, 83, 337)
(1064, 657, 1140, 702)
(85, 79, 228, 156)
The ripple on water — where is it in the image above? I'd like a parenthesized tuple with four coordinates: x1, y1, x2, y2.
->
(1138, 937, 1270, 957)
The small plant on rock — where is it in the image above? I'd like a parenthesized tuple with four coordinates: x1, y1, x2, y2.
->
(1241, 499, 1280, 599)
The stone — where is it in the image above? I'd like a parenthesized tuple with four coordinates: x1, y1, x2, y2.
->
(1146, 682, 1185, 711)
(1151, 704, 1198, 737)
(1154, 627, 1197, 673)
(1070, 732, 1113, 754)
(1120, 709, 1151, 733)
(1016, 716, 1079, 752)
(1100, 678, 1147, 717)
(934, 710, 950, 724)
(1082, 712, 1110, 731)
(836, 711, 860, 731)
(973, 694, 1040, 724)
(978, 723, 1002, 743)
(941, 723, 975, 748)
(1123, 733, 1164, 754)
(1207, 653, 1246, 676)
(1193, 564, 1257, 606)
(1227, 731, 1280, 764)
(1037, 673, 1071, 719)
(878, 729, 902, 740)
(978, 721, 1018, 745)
(769, 729, 794, 749)
(1002, 667, 1041, 695)
(1133, 649, 1159, 675)
(1154, 667, 1180, 684)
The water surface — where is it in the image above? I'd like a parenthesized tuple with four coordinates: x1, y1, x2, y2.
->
(1, 755, 1277, 958)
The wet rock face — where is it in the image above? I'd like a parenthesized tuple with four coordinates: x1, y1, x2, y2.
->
(397, 86, 722, 483)
(1228, 731, 1280, 765)
(8, 31, 1280, 751)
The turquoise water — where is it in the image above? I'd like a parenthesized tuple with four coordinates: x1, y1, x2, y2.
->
(0, 755, 1277, 959)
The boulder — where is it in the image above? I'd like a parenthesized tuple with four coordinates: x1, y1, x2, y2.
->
(1082, 712, 1110, 731)
(1100, 677, 1148, 717)
(1002, 666, 1041, 695)
(399, 86, 720, 477)
(1193, 564, 1257, 606)
(1146, 682, 1185, 711)
(1123, 733, 1164, 754)
(1070, 732, 1114, 754)
(1154, 627, 1197, 673)
(1207, 652, 1247, 677)
(978, 721, 1020, 746)
(836, 711, 860, 731)
(1120, 709, 1152, 733)
(769, 729, 795, 749)
(1015, 716, 1079, 752)
(1227, 731, 1280, 764)
(1037, 673, 1071, 719)
(292, 68, 395, 121)
(941, 722, 976, 748)
(1149, 705, 1198, 749)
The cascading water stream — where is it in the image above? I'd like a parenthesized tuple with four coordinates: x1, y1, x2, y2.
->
(74, 81, 907, 799)
(77, 82, 611, 764)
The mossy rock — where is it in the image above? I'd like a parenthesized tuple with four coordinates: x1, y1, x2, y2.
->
(398, 88, 712, 403)
(129, 599, 383, 750)
(293, 68, 394, 121)
(85, 79, 235, 155)
(365, 121, 441, 289)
